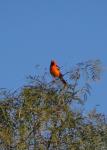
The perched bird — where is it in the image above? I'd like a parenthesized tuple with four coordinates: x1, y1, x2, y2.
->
(50, 60, 67, 86)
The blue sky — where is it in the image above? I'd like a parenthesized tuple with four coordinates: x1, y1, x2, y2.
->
(0, 0, 107, 114)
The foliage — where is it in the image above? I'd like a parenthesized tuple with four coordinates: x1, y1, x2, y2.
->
(0, 59, 107, 150)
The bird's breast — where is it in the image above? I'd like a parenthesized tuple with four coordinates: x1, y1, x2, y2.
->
(50, 66, 60, 77)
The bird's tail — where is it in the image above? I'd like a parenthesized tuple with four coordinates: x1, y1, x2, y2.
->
(59, 74, 67, 86)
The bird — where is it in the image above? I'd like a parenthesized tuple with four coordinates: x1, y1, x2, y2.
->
(50, 60, 67, 86)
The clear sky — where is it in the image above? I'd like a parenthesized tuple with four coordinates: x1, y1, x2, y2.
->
(0, 0, 107, 114)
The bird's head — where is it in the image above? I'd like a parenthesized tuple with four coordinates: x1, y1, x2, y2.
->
(51, 60, 57, 66)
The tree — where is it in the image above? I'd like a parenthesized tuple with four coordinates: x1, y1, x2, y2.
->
(0, 59, 107, 150)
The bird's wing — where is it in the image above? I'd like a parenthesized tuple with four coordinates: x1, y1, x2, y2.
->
(56, 65, 60, 71)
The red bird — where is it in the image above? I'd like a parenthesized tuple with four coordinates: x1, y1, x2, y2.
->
(50, 60, 67, 86)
